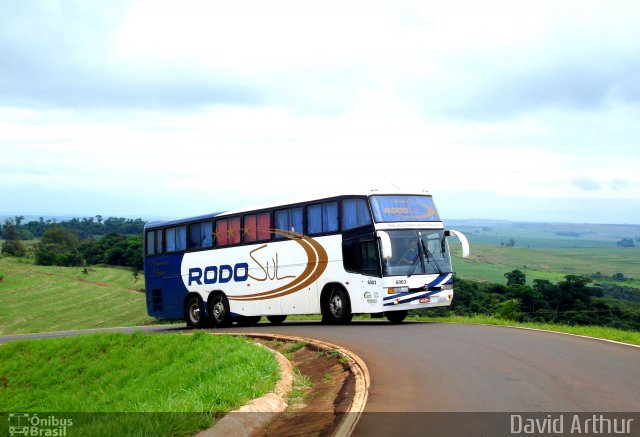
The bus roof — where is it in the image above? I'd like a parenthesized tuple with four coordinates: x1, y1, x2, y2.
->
(144, 188, 433, 230)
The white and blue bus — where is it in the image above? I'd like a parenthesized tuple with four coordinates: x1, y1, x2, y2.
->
(144, 190, 469, 327)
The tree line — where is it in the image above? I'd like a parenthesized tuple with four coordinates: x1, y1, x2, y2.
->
(0, 215, 145, 240)
(414, 270, 640, 331)
(1, 218, 143, 271)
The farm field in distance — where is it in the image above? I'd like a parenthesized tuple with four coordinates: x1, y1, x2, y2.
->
(446, 220, 640, 287)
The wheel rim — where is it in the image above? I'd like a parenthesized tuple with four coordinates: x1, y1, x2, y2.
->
(329, 294, 343, 318)
(189, 301, 201, 323)
(213, 301, 225, 321)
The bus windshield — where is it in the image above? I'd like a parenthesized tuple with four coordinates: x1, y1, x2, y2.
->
(370, 195, 440, 222)
(382, 230, 451, 276)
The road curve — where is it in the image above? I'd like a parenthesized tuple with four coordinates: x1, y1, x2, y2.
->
(2, 321, 639, 435)
(229, 321, 640, 435)
(224, 321, 640, 410)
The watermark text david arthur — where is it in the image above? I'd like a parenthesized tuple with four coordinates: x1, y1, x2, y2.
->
(511, 414, 635, 435)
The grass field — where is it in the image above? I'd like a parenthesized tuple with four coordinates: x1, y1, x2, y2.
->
(451, 243, 640, 286)
(0, 332, 279, 436)
(0, 257, 152, 335)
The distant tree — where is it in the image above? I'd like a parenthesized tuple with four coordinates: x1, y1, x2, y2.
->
(505, 284, 545, 317)
(613, 273, 625, 281)
(497, 299, 521, 321)
(34, 225, 82, 266)
(506, 238, 516, 247)
(504, 269, 526, 286)
(617, 238, 635, 248)
(1, 219, 27, 257)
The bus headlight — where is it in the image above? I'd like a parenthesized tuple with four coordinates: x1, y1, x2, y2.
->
(387, 287, 409, 294)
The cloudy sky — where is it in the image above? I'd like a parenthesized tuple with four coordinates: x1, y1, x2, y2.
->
(1, 0, 639, 224)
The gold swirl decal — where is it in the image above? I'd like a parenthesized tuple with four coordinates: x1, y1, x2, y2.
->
(409, 202, 437, 220)
(227, 229, 329, 301)
(384, 202, 436, 220)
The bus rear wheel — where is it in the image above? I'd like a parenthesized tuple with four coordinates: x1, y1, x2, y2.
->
(236, 316, 261, 327)
(209, 294, 232, 328)
(185, 295, 205, 328)
(267, 315, 287, 325)
(385, 310, 408, 324)
(322, 288, 352, 324)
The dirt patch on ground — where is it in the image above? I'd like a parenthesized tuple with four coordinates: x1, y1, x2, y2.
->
(254, 339, 354, 437)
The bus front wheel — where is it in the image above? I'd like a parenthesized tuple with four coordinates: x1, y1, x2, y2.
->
(209, 294, 232, 328)
(322, 288, 352, 324)
(385, 310, 408, 324)
(267, 315, 287, 325)
(185, 295, 205, 328)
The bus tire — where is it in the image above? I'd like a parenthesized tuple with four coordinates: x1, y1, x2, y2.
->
(385, 310, 408, 324)
(209, 294, 232, 328)
(322, 287, 352, 325)
(236, 316, 261, 327)
(266, 315, 287, 325)
(185, 295, 206, 328)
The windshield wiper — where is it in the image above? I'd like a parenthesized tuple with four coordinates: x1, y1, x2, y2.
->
(420, 238, 443, 274)
(406, 252, 421, 277)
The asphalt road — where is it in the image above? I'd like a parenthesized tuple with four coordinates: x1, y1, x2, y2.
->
(3, 321, 639, 435)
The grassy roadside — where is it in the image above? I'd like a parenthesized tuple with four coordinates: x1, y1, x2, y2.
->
(406, 314, 640, 346)
(0, 257, 152, 335)
(0, 331, 279, 436)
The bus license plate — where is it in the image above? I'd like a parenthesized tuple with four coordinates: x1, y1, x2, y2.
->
(419, 297, 431, 303)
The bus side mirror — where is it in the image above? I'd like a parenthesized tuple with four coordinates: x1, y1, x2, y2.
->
(377, 231, 393, 260)
(445, 230, 470, 258)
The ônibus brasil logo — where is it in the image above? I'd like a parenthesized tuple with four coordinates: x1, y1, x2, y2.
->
(8, 413, 73, 436)
(186, 229, 328, 301)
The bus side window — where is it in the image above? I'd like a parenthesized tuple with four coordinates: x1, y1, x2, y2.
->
(202, 221, 213, 247)
(342, 199, 371, 230)
(189, 223, 202, 249)
(275, 207, 303, 238)
(244, 214, 257, 242)
(308, 201, 338, 235)
(216, 218, 240, 246)
(166, 227, 176, 252)
(146, 230, 163, 255)
(175, 226, 187, 251)
(342, 234, 380, 276)
(257, 212, 270, 241)
(360, 239, 380, 276)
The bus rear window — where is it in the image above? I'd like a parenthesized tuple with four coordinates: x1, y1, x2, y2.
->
(146, 229, 163, 255)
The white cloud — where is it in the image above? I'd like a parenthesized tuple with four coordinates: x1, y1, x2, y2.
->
(1, 0, 640, 223)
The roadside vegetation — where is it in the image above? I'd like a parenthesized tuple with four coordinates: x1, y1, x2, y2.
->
(414, 273, 640, 331)
(0, 332, 279, 436)
(408, 314, 640, 346)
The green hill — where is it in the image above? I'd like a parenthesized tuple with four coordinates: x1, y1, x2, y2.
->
(0, 257, 151, 335)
